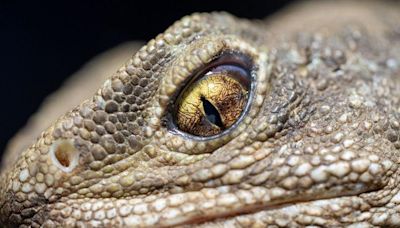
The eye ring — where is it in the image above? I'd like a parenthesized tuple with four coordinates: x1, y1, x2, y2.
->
(168, 51, 256, 140)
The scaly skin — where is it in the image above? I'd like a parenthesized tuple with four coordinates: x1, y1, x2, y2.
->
(1, 1, 400, 227)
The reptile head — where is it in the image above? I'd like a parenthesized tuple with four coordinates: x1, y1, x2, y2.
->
(1, 3, 400, 227)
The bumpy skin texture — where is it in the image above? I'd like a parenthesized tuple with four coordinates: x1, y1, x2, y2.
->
(1, 1, 400, 227)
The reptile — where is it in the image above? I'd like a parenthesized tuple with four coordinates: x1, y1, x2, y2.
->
(1, 1, 400, 227)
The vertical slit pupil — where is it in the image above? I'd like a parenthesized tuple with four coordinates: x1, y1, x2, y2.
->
(201, 97, 223, 128)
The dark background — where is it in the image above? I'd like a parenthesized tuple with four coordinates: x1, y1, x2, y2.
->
(0, 1, 293, 156)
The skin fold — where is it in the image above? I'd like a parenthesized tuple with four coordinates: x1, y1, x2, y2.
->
(1, 1, 400, 227)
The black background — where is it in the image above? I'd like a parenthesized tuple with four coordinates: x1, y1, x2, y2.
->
(0, 1, 293, 156)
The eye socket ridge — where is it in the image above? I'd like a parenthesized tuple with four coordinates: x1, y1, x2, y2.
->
(170, 51, 256, 140)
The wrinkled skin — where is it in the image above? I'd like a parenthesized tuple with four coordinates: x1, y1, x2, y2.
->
(1, 1, 400, 227)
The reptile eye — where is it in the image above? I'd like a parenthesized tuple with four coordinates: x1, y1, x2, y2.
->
(175, 54, 252, 137)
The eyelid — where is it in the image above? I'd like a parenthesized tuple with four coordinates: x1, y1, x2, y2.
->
(181, 51, 254, 91)
(205, 51, 253, 74)
(209, 64, 251, 88)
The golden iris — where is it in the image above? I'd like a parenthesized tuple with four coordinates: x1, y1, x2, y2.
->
(176, 69, 249, 137)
